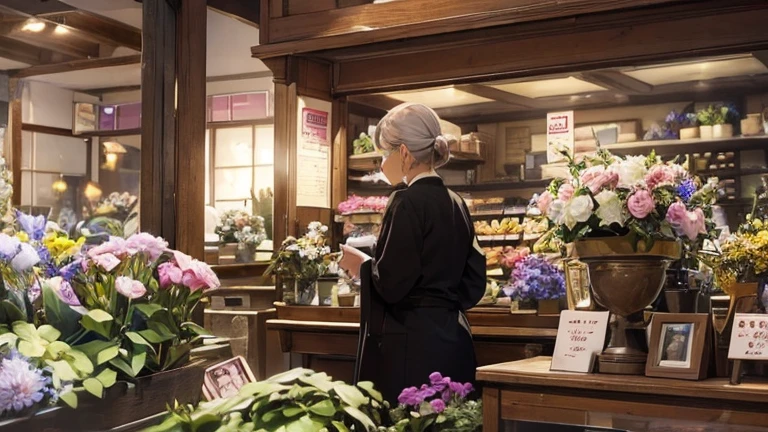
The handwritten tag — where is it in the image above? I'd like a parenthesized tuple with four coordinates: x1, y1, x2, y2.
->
(728, 313, 768, 360)
(550, 310, 609, 373)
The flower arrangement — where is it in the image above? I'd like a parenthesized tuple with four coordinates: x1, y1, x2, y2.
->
(353, 132, 375, 155)
(388, 372, 481, 432)
(664, 109, 698, 138)
(0, 349, 61, 417)
(78, 192, 139, 239)
(215, 209, 267, 248)
(697, 104, 740, 126)
(266, 222, 333, 283)
(533, 149, 719, 256)
(338, 195, 389, 215)
(502, 255, 566, 302)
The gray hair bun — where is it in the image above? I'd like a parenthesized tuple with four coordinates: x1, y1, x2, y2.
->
(374, 103, 453, 168)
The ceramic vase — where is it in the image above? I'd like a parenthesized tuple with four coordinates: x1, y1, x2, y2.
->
(679, 127, 699, 140)
(699, 125, 713, 139)
(712, 124, 733, 139)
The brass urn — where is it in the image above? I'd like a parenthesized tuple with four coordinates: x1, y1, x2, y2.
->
(574, 236, 682, 375)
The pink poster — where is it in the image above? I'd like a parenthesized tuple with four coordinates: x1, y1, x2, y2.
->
(302, 107, 329, 148)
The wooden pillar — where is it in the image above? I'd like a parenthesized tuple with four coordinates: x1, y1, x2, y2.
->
(140, 0, 206, 259)
(8, 78, 21, 206)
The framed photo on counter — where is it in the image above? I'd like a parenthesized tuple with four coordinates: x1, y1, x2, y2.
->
(646, 313, 710, 380)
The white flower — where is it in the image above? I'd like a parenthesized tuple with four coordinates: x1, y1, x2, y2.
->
(0, 233, 20, 260)
(594, 190, 625, 227)
(286, 244, 299, 252)
(561, 195, 594, 230)
(616, 155, 648, 188)
(548, 199, 565, 225)
(11, 243, 40, 272)
(320, 225, 328, 233)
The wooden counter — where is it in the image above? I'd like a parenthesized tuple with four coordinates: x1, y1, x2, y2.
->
(266, 305, 559, 382)
(478, 357, 768, 432)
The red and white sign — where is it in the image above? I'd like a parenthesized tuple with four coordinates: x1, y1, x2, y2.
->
(546, 111, 574, 163)
(302, 108, 329, 148)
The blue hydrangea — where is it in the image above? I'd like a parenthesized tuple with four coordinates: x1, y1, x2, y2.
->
(677, 178, 697, 202)
(503, 255, 566, 301)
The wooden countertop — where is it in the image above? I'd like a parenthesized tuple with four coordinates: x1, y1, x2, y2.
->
(478, 356, 768, 404)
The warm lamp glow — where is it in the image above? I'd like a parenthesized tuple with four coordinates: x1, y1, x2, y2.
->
(83, 182, 102, 202)
(54, 25, 69, 35)
(21, 19, 46, 33)
(52, 175, 67, 193)
(105, 153, 118, 164)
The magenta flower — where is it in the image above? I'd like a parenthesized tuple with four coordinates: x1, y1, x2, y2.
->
(665, 202, 706, 241)
(627, 189, 655, 219)
(449, 381, 474, 399)
(0, 354, 47, 414)
(397, 386, 423, 406)
(115, 276, 147, 299)
(47, 277, 81, 306)
(429, 399, 446, 414)
(172, 251, 220, 291)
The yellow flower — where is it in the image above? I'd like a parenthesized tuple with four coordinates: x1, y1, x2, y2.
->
(756, 230, 768, 242)
(15, 231, 29, 243)
(754, 219, 764, 229)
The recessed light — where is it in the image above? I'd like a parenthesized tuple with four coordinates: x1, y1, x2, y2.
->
(21, 19, 46, 33)
(54, 25, 69, 35)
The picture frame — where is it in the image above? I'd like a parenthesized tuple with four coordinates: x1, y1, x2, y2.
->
(73, 102, 97, 135)
(646, 313, 710, 380)
(202, 356, 256, 401)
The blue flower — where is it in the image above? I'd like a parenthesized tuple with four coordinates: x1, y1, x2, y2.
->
(0, 351, 48, 414)
(58, 260, 82, 281)
(677, 179, 697, 203)
(504, 255, 566, 301)
(16, 210, 46, 242)
(36, 245, 58, 278)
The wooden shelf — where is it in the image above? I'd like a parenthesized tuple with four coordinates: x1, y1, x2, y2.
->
(453, 179, 550, 193)
(605, 135, 768, 157)
(478, 233, 541, 242)
(348, 151, 484, 172)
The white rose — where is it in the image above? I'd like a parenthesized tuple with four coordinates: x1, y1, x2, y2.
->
(594, 190, 626, 227)
(616, 156, 647, 188)
(561, 195, 594, 230)
(548, 199, 565, 225)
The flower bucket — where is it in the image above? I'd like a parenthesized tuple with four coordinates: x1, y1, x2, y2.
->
(295, 279, 318, 305)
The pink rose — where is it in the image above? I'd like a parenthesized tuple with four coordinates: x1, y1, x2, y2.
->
(87, 236, 127, 258)
(158, 262, 183, 289)
(115, 276, 147, 299)
(92, 253, 121, 272)
(537, 191, 553, 215)
(580, 166, 619, 194)
(666, 202, 706, 240)
(645, 165, 675, 189)
(627, 189, 655, 219)
(126, 233, 169, 261)
(558, 184, 575, 202)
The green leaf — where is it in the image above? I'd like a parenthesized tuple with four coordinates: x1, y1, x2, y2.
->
(18, 340, 45, 358)
(12, 321, 37, 341)
(47, 359, 79, 381)
(180, 321, 211, 336)
(308, 400, 336, 417)
(333, 383, 368, 408)
(135, 303, 163, 318)
(331, 421, 350, 432)
(343, 406, 376, 431)
(282, 406, 304, 418)
(163, 344, 191, 370)
(59, 390, 78, 409)
(356, 381, 383, 403)
(125, 331, 152, 347)
(131, 351, 146, 375)
(75, 339, 117, 362)
(96, 344, 120, 365)
(68, 349, 94, 375)
(138, 329, 174, 344)
(83, 378, 104, 398)
(298, 372, 333, 393)
(42, 284, 81, 342)
(95, 368, 117, 388)
(36, 325, 61, 343)
(81, 310, 113, 339)
(1, 301, 26, 324)
(286, 415, 325, 432)
(267, 368, 311, 384)
(86, 309, 113, 323)
(109, 356, 136, 378)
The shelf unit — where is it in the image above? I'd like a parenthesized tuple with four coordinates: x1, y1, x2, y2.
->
(348, 150, 484, 173)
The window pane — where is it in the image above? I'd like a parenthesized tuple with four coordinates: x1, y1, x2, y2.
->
(211, 95, 230, 122)
(215, 127, 253, 167)
(253, 166, 273, 193)
(21, 131, 32, 169)
(117, 103, 141, 130)
(254, 125, 274, 165)
(231, 93, 268, 121)
(34, 134, 87, 174)
(100, 105, 116, 130)
(214, 200, 252, 214)
(205, 130, 211, 206)
(214, 167, 252, 200)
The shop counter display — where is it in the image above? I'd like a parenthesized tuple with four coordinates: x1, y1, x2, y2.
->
(479, 357, 768, 432)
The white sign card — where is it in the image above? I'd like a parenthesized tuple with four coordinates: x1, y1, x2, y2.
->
(296, 97, 332, 208)
(550, 310, 610, 373)
(546, 111, 574, 163)
(728, 313, 768, 360)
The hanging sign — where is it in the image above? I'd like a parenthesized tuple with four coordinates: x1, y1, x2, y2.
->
(546, 111, 574, 163)
(550, 310, 609, 373)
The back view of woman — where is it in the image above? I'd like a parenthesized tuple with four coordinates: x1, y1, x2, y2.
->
(340, 103, 486, 403)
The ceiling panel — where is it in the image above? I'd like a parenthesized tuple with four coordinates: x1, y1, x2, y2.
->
(28, 63, 140, 90)
(489, 76, 607, 99)
(0, 56, 31, 71)
(386, 86, 493, 109)
(623, 55, 768, 86)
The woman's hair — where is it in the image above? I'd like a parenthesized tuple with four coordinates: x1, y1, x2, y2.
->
(373, 102, 455, 168)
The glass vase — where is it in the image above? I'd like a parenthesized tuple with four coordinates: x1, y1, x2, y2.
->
(235, 244, 256, 263)
(295, 279, 317, 306)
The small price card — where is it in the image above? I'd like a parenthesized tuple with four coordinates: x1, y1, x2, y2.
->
(550, 310, 610, 373)
(728, 313, 768, 360)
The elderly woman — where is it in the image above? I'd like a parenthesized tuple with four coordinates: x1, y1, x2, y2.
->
(340, 103, 485, 403)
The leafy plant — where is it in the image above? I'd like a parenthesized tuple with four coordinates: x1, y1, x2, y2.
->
(353, 133, 375, 155)
(697, 104, 739, 126)
(146, 368, 387, 432)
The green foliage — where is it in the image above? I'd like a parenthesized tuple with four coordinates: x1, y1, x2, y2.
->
(353, 133, 375, 155)
(146, 369, 387, 432)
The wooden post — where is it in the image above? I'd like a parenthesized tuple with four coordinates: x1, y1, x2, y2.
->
(140, 0, 206, 260)
(8, 78, 21, 206)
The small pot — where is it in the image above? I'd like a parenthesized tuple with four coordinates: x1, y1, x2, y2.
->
(338, 293, 356, 307)
(679, 127, 699, 140)
(699, 125, 713, 140)
(741, 114, 763, 136)
(712, 124, 733, 139)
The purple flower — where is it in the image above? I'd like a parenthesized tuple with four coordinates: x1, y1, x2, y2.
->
(10, 243, 40, 273)
(36, 246, 57, 278)
(397, 386, 423, 407)
(28, 281, 41, 303)
(503, 255, 565, 301)
(429, 372, 450, 392)
(125, 233, 168, 262)
(449, 381, 474, 399)
(677, 178, 697, 203)
(429, 399, 446, 414)
(0, 352, 47, 414)
(16, 210, 46, 241)
(47, 277, 81, 307)
(418, 384, 437, 400)
(0, 234, 21, 262)
(59, 260, 81, 281)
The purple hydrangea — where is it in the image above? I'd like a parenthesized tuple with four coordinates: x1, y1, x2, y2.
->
(449, 381, 474, 399)
(503, 255, 565, 301)
(0, 352, 48, 414)
(677, 178, 697, 203)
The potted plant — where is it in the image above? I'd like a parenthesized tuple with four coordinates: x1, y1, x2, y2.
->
(697, 104, 739, 139)
(531, 149, 718, 373)
(265, 222, 333, 305)
(664, 109, 698, 140)
(214, 210, 267, 263)
(501, 254, 566, 314)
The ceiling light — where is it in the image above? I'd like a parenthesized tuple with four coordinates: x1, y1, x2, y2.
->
(103, 106, 115, 115)
(21, 19, 46, 33)
(54, 25, 69, 35)
(52, 175, 67, 193)
(83, 182, 102, 202)
(102, 140, 127, 154)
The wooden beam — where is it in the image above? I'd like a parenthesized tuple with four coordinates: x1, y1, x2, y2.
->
(208, 0, 260, 28)
(206, 70, 273, 82)
(0, 14, 101, 59)
(176, 0, 208, 260)
(8, 78, 21, 206)
(0, 0, 74, 15)
(12, 54, 141, 78)
(0, 36, 47, 65)
(21, 123, 73, 136)
(82, 85, 142, 96)
(37, 10, 143, 52)
(457, 84, 537, 108)
(579, 70, 654, 94)
(347, 94, 401, 111)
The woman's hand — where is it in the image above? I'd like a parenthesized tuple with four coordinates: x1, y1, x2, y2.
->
(338, 244, 370, 279)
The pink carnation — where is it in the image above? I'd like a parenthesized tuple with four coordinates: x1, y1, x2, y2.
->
(87, 236, 127, 259)
(666, 202, 707, 241)
(557, 184, 575, 202)
(172, 250, 220, 291)
(537, 191, 553, 216)
(627, 189, 655, 219)
(92, 253, 121, 272)
(645, 165, 676, 189)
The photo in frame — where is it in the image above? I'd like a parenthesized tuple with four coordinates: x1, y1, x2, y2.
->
(202, 356, 256, 401)
(646, 313, 710, 380)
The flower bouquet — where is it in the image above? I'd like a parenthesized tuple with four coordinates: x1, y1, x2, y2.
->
(711, 212, 768, 294)
(533, 149, 719, 257)
(502, 254, 566, 312)
(77, 192, 139, 240)
(388, 372, 481, 432)
(215, 210, 267, 263)
(265, 222, 333, 305)
(664, 109, 698, 139)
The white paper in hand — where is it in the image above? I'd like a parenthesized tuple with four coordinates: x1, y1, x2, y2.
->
(339, 244, 371, 279)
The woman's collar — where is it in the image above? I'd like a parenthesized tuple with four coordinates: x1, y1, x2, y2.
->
(408, 170, 440, 186)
